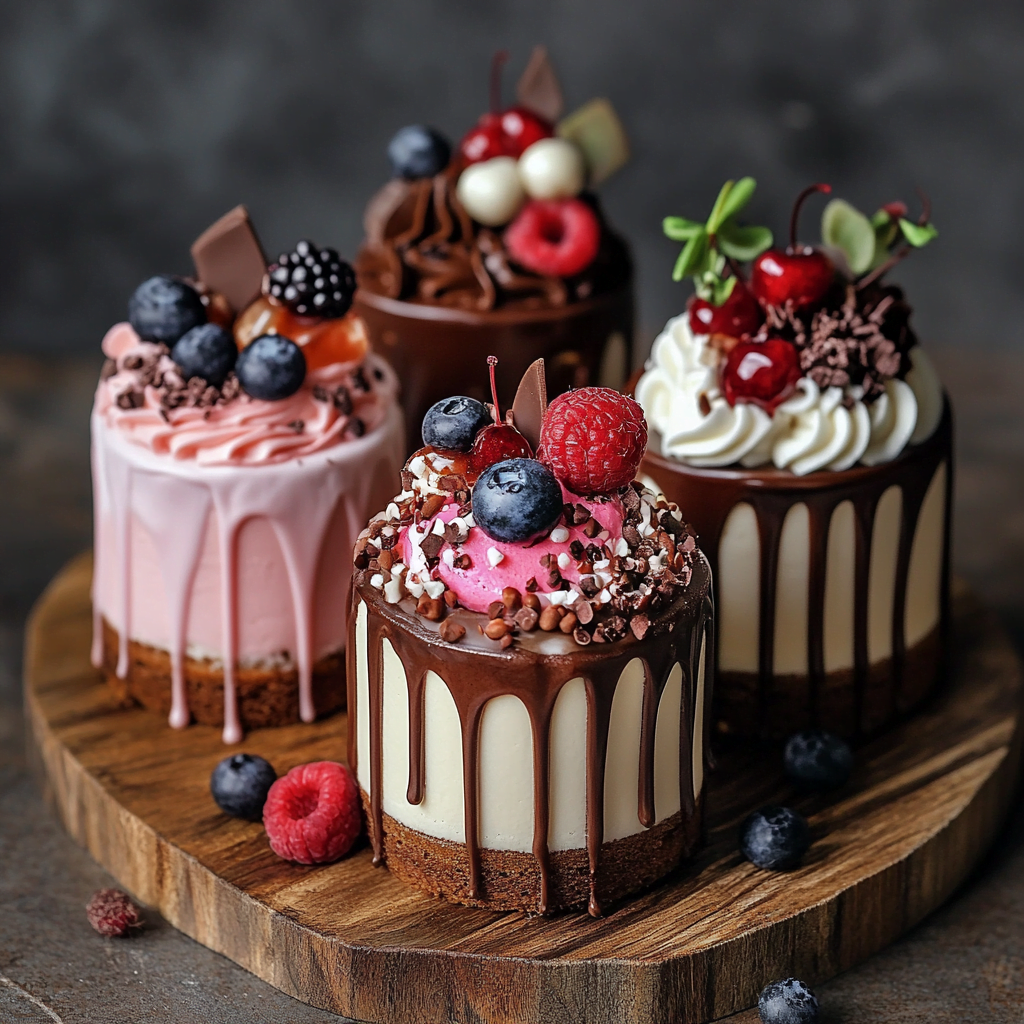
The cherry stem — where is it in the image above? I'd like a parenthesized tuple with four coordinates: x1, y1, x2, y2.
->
(725, 256, 747, 285)
(856, 244, 911, 290)
(789, 182, 832, 248)
(487, 355, 501, 422)
(915, 185, 931, 227)
(490, 50, 509, 114)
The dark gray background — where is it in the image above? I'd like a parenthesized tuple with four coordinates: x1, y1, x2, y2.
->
(2, 0, 1022, 356)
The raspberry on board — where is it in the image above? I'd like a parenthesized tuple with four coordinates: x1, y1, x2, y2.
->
(86, 888, 142, 937)
(263, 761, 362, 865)
(538, 387, 648, 495)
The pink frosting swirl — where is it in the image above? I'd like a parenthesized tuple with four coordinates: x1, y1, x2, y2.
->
(95, 323, 398, 466)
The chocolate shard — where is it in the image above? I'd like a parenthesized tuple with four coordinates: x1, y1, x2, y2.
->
(511, 358, 548, 451)
(516, 45, 564, 124)
(191, 206, 267, 313)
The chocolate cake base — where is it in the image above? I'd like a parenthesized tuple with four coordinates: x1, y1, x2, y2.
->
(715, 626, 943, 739)
(363, 793, 701, 914)
(99, 619, 345, 730)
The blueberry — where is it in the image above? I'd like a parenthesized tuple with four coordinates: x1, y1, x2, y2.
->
(740, 806, 810, 871)
(210, 753, 277, 820)
(784, 729, 853, 791)
(171, 323, 237, 388)
(128, 275, 206, 345)
(388, 125, 452, 180)
(422, 396, 491, 451)
(472, 458, 564, 543)
(235, 334, 306, 401)
(758, 977, 819, 1024)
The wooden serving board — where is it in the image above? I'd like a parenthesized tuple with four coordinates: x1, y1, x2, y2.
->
(25, 554, 1024, 1024)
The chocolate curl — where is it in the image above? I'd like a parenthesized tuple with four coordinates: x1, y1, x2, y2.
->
(511, 358, 548, 450)
(516, 45, 564, 123)
(191, 205, 267, 313)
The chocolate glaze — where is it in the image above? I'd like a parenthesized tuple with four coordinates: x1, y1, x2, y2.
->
(355, 169, 633, 454)
(348, 554, 712, 916)
(641, 400, 952, 739)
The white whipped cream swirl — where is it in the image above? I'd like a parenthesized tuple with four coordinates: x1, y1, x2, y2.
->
(635, 315, 943, 476)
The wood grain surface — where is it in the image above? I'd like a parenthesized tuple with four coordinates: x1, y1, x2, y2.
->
(24, 553, 1024, 1024)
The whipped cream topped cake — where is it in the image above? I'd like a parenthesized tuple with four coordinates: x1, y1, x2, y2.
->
(636, 180, 950, 738)
(348, 360, 712, 914)
(92, 208, 403, 743)
(354, 46, 634, 453)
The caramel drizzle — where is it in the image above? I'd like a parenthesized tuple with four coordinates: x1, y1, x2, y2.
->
(656, 402, 952, 734)
(350, 574, 711, 916)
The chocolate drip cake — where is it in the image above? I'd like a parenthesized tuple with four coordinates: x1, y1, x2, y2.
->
(91, 208, 403, 742)
(636, 180, 950, 738)
(354, 47, 634, 454)
(348, 360, 712, 913)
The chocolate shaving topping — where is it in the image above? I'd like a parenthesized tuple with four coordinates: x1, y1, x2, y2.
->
(757, 282, 916, 402)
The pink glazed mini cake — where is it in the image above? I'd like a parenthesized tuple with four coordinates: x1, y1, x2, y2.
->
(92, 207, 403, 742)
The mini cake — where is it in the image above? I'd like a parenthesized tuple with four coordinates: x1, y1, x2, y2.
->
(636, 180, 949, 738)
(355, 47, 634, 453)
(348, 360, 712, 914)
(92, 207, 403, 742)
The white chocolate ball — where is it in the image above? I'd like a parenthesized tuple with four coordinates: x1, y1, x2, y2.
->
(518, 137, 587, 200)
(456, 157, 525, 227)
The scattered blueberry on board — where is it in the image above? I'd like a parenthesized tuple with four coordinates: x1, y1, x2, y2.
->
(210, 753, 278, 820)
(235, 334, 307, 401)
(758, 977, 819, 1024)
(129, 275, 207, 345)
(784, 729, 853, 791)
(740, 806, 811, 870)
(171, 323, 238, 388)
(389, 125, 452, 180)
(421, 395, 491, 451)
(472, 457, 564, 543)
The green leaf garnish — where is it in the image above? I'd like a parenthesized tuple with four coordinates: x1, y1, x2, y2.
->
(663, 216, 704, 242)
(870, 209, 891, 229)
(716, 177, 758, 227)
(821, 198, 876, 275)
(899, 218, 938, 247)
(672, 230, 710, 281)
(708, 275, 738, 305)
(705, 181, 735, 235)
(716, 220, 773, 261)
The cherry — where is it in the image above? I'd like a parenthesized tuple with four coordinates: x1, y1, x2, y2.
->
(688, 281, 764, 340)
(468, 356, 533, 474)
(721, 338, 801, 412)
(459, 52, 553, 165)
(750, 183, 835, 309)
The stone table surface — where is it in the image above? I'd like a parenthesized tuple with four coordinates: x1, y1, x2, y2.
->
(1, 349, 1024, 1023)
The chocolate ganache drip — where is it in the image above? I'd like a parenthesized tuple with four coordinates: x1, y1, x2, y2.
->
(357, 164, 630, 313)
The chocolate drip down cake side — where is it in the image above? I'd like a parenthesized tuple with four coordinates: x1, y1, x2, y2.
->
(355, 47, 634, 454)
(349, 359, 712, 914)
(637, 180, 949, 739)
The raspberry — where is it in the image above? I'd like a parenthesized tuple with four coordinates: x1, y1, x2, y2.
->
(539, 388, 648, 495)
(263, 761, 362, 865)
(86, 888, 142, 937)
(504, 198, 601, 277)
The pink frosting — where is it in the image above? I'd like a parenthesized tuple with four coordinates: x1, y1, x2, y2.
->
(399, 485, 626, 613)
(95, 323, 398, 466)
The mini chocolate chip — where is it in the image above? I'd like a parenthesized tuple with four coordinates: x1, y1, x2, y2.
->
(583, 518, 602, 538)
(350, 418, 366, 437)
(333, 386, 353, 415)
(420, 534, 444, 561)
(439, 619, 466, 643)
(488, 601, 505, 620)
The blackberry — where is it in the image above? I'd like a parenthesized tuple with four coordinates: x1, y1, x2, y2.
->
(266, 240, 356, 318)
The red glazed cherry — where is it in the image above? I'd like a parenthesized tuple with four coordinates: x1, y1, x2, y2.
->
(459, 53, 554, 165)
(468, 356, 533, 474)
(721, 338, 801, 412)
(505, 199, 601, 277)
(750, 184, 835, 309)
(688, 282, 764, 340)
